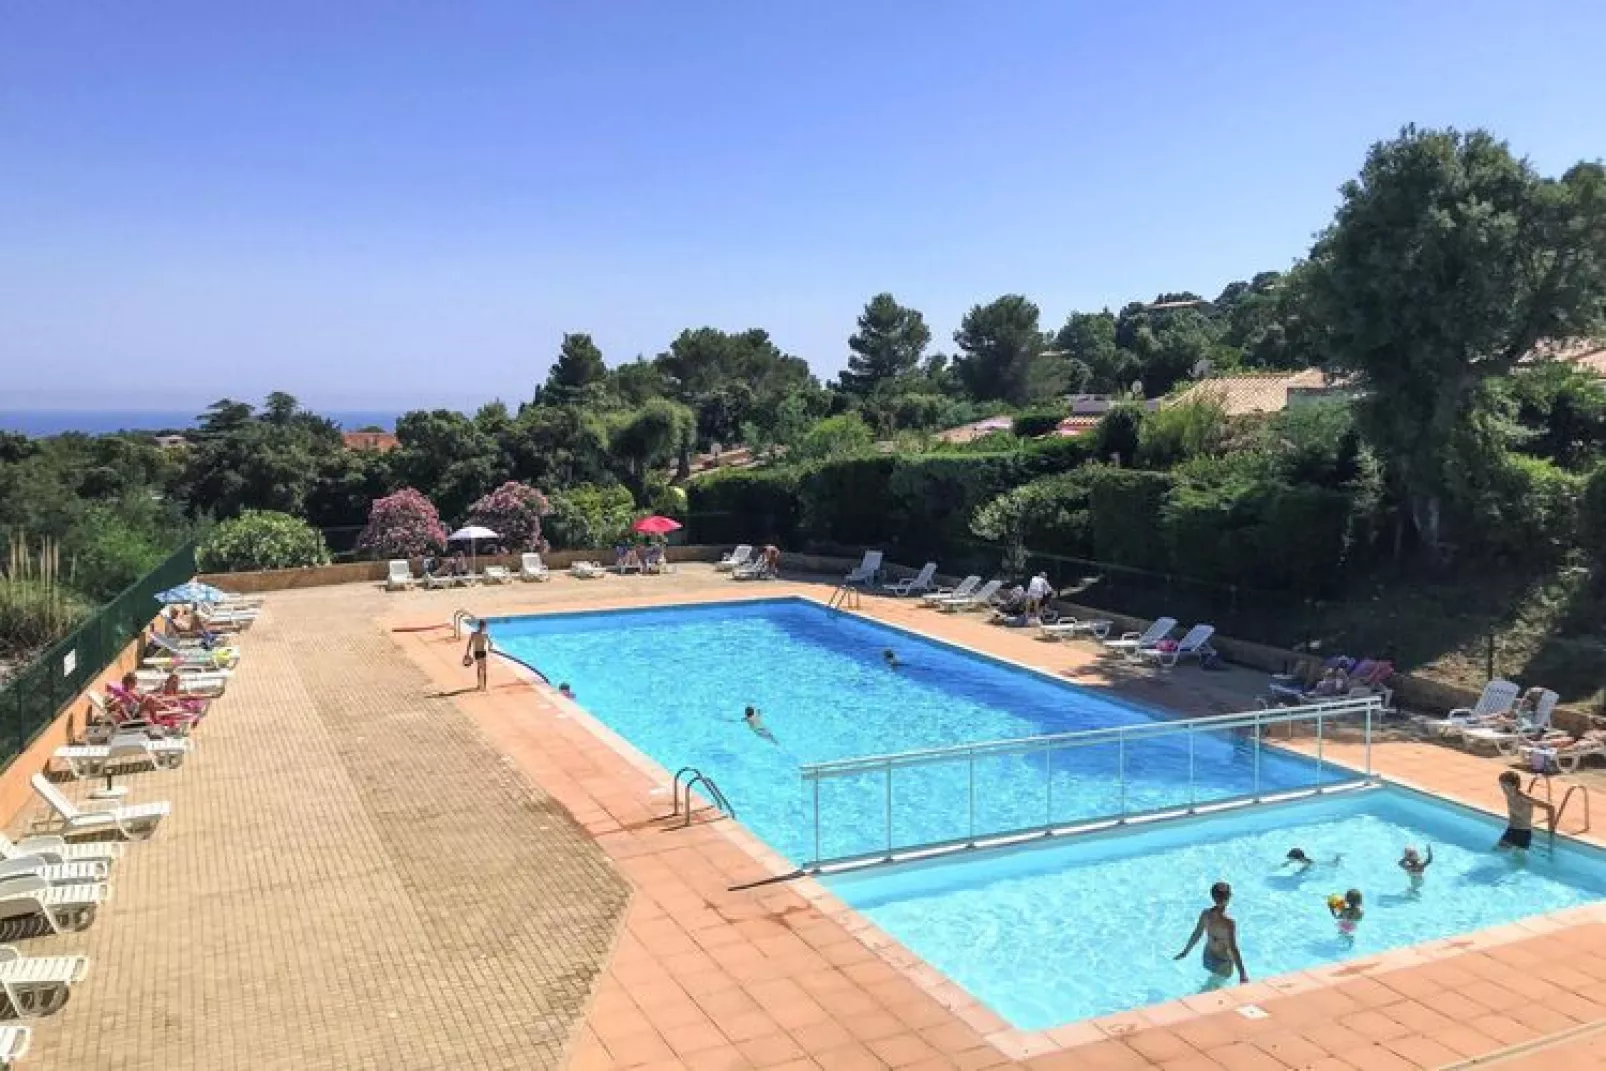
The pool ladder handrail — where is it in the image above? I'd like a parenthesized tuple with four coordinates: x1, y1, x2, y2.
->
(827, 585, 861, 611)
(668, 766, 736, 827)
(452, 609, 477, 638)
(1527, 773, 1591, 837)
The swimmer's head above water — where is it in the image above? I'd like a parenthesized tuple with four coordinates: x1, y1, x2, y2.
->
(1286, 848, 1310, 864)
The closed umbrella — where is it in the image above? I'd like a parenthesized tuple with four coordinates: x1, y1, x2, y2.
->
(447, 525, 499, 574)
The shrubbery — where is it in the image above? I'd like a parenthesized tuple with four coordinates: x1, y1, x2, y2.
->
(465, 481, 550, 550)
(1011, 410, 1063, 438)
(685, 468, 803, 546)
(198, 511, 329, 572)
(545, 484, 637, 549)
(357, 488, 447, 558)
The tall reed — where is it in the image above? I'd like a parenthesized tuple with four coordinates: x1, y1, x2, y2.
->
(0, 532, 87, 655)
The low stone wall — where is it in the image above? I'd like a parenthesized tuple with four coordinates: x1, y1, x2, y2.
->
(202, 545, 726, 594)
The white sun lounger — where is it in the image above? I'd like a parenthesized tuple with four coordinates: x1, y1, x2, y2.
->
(0, 833, 120, 869)
(53, 735, 191, 779)
(0, 875, 105, 933)
(715, 545, 752, 573)
(1462, 689, 1559, 752)
(0, 1025, 27, 1067)
(30, 776, 169, 841)
(1521, 737, 1606, 774)
(922, 575, 979, 607)
(1103, 617, 1177, 653)
(845, 550, 883, 585)
(1038, 617, 1113, 641)
(1423, 679, 1521, 736)
(483, 565, 512, 585)
(385, 560, 416, 591)
(0, 945, 90, 1018)
(937, 579, 1003, 612)
(570, 561, 606, 579)
(0, 856, 107, 887)
(519, 553, 551, 581)
(881, 562, 937, 597)
(131, 667, 227, 694)
(1140, 623, 1217, 668)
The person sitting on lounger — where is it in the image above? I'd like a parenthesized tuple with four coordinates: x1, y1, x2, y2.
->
(1309, 666, 1351, 698)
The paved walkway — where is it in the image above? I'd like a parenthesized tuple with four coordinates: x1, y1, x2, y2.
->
(13, 583, 628, 1070)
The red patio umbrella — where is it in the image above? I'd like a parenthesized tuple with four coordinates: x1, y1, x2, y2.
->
(632, 515, 683, 535)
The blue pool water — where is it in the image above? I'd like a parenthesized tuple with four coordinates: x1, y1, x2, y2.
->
(829, 787, 1606, 1028)
(491, 598, 1338, 863)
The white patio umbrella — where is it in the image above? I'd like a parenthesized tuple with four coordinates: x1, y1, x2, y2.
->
(447, 525, 499, 574)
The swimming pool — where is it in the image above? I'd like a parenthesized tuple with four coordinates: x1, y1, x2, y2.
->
(828, 785, 1606, 1028)
(491, 598, 1339, 864)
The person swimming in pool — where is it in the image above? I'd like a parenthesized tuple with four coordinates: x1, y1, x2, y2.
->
(1398, 844, 1433, 886)
(742, 705, 776, 742)
(882, 648, 904, 669)
(1285, 848, 1343, 871)
(1174, 881, 1248, 986)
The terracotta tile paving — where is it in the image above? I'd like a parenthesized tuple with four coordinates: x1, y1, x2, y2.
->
(18, 564, 1606, 1069)
(10, 583, 628, 1070)
(373, 566, 1606, 1068)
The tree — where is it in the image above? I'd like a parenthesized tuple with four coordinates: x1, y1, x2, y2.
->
(465, 481, 550, 550)
(357, 488, 448, 558)
(952, 296, 1048, 405)
(391, 410, 499, 521)
(197, 399, 255, 437)
(608, 358, 668, 407)
(840, 293, 931, 396)
(500, 405, 613, 489)
(1053, 311, 1134, 394)
(609, 399, 696, 488)
(792, 413, 875, 463)
(197, 510, 329, 572)
(654, 327, 816, 445)
(261, 391, 300, 426)
(1304, 126, 1606, 556)
(543, 333, 608, 407)
(544, 484, 636, 549)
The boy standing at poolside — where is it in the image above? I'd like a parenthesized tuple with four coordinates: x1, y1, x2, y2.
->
(1496, 770, 1554, 852)
(464, 620, 491, 692)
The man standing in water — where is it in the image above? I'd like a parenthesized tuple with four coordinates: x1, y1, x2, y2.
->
(1496, 769, 1554, 852)
(463, 619, 492, 692)
(1174, 882, 1249, 986)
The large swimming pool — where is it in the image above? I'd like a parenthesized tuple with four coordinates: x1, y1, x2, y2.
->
(490, 598, 1338, 863)
(491, 598, 1606, 1029)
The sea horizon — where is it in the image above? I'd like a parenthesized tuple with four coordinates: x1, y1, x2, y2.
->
(0, 408, 415, 437)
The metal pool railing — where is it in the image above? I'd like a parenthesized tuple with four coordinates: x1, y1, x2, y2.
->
(798, 694, 1383, 871)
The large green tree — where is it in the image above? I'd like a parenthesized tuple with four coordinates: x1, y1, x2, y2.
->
(840, 293, 931, 396)
(390, 409, 499, 521)
(543, 333, 608, 406)
(654, 327, 815, 446)
(952, 295, 1048, 405)
(1305, 126, 1606, 555)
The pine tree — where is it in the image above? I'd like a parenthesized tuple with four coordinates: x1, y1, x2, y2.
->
(840, 293, 931, 395)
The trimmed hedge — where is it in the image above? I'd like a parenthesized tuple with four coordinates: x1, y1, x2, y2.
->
(685, 468, 802, 546)
(1088, 468, 1173, 571)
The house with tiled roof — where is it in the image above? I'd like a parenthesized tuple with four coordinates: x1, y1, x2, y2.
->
(1167, 369, 1354, 417)
(341, 430, 399, 452)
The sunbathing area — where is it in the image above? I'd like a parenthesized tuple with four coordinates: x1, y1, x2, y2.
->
(2, 558, 1603, 1070)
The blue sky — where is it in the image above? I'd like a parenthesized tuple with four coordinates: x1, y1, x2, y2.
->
(3, 1, 1604, 411)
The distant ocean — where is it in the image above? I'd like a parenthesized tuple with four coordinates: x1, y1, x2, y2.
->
(0, 409, 406, 437)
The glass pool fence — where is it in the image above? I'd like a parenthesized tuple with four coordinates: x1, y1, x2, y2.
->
(799, 695, 1382, 870)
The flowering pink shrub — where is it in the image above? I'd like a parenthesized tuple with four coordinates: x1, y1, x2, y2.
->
(357, 488, 448, 558)
(466, 481, 550, 550)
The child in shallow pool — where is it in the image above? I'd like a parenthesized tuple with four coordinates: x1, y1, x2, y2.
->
(1328, 889, 1364, 934)
(1398, 844, 1432, 886)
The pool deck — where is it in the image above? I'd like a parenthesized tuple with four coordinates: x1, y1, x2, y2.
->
(14, 565, 1606, 1069)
